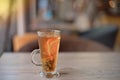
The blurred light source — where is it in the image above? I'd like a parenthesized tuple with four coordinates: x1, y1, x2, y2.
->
(0, 0, 10, 20)
(109, 0, 116, 8)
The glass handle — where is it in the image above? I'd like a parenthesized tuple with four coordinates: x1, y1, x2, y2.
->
(31, 49, 42, 66)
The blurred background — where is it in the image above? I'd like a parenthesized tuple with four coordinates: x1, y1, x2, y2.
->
(0, 0, 120, 55)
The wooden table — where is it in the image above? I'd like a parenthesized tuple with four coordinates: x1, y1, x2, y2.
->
(0, 52, 120, 80)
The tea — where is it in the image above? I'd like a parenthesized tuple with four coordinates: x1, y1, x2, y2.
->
(38, 36, 60, 72)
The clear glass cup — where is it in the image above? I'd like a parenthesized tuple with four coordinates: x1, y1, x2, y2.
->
(31, 30, 61, 78)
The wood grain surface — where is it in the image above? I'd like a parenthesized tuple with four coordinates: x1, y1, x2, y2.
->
(0, 52, 120, 80)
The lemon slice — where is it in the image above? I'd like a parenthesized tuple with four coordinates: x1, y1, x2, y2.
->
(47, 37, 60, 56)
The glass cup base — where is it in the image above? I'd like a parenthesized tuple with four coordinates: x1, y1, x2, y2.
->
(40, 71, 60, 78)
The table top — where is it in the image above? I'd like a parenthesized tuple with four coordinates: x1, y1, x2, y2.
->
(0, 52, 120, 80)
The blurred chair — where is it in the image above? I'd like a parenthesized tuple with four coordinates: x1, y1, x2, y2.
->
(18, 40, 38, 52)
(13, 33, 37, 52)
(79, 25, 119, 49)
(18, 35, 111, 52)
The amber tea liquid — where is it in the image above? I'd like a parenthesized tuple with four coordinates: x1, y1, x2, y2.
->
(38, 35, 60, 72)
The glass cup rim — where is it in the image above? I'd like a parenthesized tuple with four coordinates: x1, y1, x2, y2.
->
(37, 29, 60, 35)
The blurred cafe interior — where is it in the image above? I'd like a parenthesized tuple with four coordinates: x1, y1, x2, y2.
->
(0, 0, 120, 55)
